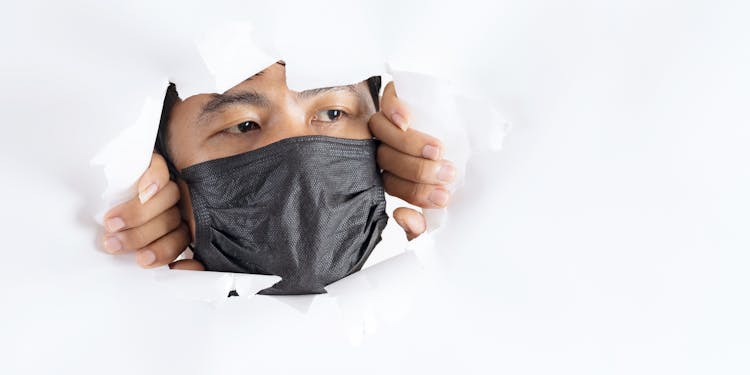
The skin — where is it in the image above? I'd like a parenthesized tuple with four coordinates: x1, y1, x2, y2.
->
(102, 62, 455, 270)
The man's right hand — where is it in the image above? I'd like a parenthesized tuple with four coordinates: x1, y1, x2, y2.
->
(101, 152, 202, 270)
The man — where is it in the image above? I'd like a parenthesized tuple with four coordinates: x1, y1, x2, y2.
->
(101, 61, 455, 285)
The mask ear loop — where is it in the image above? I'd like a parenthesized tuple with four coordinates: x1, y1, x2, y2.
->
(154, 82, 181, 180)
(154, 83, 196, 253)
(366, 76, 381, 112)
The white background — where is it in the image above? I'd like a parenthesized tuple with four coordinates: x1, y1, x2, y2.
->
(0, 1, 748, 374)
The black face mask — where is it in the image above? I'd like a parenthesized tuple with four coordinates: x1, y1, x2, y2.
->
(178, 135, 388, 295)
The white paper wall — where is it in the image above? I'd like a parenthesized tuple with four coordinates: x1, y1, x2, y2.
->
(1, 1, 748, 374)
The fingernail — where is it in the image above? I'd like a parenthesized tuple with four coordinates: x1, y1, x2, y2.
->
(428, 189, 450, 207)
(138, 183, 158, 204)
(103, 235, 122, 253)
(391, 111, 409, 131)
(105, 217, 125, 232)
(136, 249, 156, 267)
(437, 162, 456, 183)
(422, 144, 441, 160)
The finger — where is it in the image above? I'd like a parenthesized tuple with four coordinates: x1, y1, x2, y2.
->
(380, 81, 410, 131)
(377, 143, 456, 185)
(393, 207, 426, 241)
(382, 172, 451, 208)
(137, 152, 171, 204)
(103, 181, 180, 233)
(102, 206, 182, 254)
(169, 259, 205, 271)
(135, 223, 191, 268)
(369, 112, 443, 160)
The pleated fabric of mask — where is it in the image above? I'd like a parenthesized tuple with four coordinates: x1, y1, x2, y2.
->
(180, 136, 388, 294)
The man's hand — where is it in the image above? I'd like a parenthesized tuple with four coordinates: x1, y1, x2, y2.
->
(101, 152, 203, 270)
(101, 80, 453, 266)
(369, 82, 455, 240)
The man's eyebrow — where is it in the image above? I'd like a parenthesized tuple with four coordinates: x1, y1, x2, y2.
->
(243, 70, 264, 83)
(199, 91, 271, 123)
(242, 61, 283, 82)
(298, 85, 360, 100)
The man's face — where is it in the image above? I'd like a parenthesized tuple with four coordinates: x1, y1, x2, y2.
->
(166, 61, 378, 240)
(167, 61, 377, 170)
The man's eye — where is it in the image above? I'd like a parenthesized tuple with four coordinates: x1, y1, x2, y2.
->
(225, 121, 260, 134)
(314, 109, 346, 123)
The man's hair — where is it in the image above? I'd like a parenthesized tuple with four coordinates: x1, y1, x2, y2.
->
(154, 76, 382, 179)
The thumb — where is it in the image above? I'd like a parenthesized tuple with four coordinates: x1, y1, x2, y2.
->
(393, 207, 426, 241)
(137, 152, 169, 204)
(381, 81, 410, 131)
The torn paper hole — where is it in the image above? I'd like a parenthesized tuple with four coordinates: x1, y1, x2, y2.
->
(90, 80, 168, 224)
(89, 19, 510, 297)
(152, 268, 281, 303)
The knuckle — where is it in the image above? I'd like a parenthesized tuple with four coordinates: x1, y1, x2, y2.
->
(376, 144, 388, 166)
(372, 111, 386, 123)
(414, 183, 433, 206)
(125, 227, 149, 250)
(177, 222, 190, 239)
(132, 228, 153, 249)
(152, 154, 169, 178)
(155, 164, 170, 183)
(149, 237, 166, 254)
(165, 180, 179, 194)
(415, 159, 431, 182)
(162, 181, 180, 204)
(166, 207, 182, 231)
(381, 172, 395, 190)
(409, 181, 423, 203)
(397, 130, 418, 152)
(369, 112, 386, 132)
(171, 225, 191, 252)
(376, 144, 397, 170)
(150, 220, 185, 257)
(382, 174, 400, 198)
(125, 203, 148, 227)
